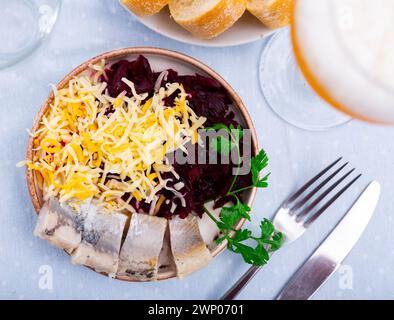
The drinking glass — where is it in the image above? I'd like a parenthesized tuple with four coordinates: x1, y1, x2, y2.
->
(0, 0, 61, 69)
(259, 27, 351, 131)
(260, 0, 394, 130)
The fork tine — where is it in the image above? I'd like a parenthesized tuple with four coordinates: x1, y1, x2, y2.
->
(291, 162, 349, 211)
(304, 174, 362, 227)
(296, 168, 356, 221)
(286, 157, 343, 204)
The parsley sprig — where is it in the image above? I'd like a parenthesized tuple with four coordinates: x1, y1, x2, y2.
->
(203, 125, 283, 267)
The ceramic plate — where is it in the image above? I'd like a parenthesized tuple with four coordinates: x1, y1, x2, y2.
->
(26, 47, 258, 281)
(119, 2, 274, 47)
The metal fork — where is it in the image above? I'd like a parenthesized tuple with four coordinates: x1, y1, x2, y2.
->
(221, 157, 362, 300)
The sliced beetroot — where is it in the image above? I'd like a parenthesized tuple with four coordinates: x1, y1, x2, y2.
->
(102, 55, 252, 219)
(104, 55, 155, 98)
(160, 73, 234, 126)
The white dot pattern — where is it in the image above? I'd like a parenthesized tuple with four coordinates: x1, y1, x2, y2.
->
(0, 0, 393, 300)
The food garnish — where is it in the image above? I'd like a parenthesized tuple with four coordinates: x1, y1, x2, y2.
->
(204, 125, 283, 266)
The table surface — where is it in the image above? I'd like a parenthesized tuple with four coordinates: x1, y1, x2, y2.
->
(1, 0, 394, 300)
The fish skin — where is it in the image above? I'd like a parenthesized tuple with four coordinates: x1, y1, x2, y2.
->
(34, 198, 82, 252)
(169, 215, 212, 279)
(71, 205, 127, 274)
(157, 223, 176, 273)
(117, 213, 167, 280)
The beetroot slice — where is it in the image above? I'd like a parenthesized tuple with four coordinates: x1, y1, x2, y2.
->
(103, 56, 252, 219)
(104, 55, 155, 98)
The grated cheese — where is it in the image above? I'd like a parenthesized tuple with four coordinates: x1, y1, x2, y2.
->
(25, 60, 206, 213)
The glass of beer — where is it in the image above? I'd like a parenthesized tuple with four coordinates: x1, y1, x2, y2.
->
(260, 0, 394, 130)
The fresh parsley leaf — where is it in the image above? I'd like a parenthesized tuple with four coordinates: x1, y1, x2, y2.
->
(209, 123, 230, 131)
(260, 218, 275, 239)
(251, 149, 269, 186)
(207, 123, 244, 157)
(232, 229, 252, 242)
(214, 202, 283, 267)
(251, 244, 270, 266)
(229, 242, 256, 265)
(222, 198, 251, 224)
(212, 136, 232, 156)
(203, 125, 282, 267)
(219, 206, 241, 230)
(254, 173, 270, 188)
(268, 232, 284, 252)
(228, 124, 244, 145)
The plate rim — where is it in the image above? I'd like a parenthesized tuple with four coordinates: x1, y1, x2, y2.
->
(26, 47, 259, 281)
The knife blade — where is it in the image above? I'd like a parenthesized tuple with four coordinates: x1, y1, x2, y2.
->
(277, 181, 381, 300)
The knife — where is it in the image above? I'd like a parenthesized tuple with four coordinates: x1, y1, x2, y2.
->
(277, 181, 381, 300)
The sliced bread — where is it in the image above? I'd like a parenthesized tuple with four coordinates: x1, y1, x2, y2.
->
(247, 0, 292, 29)
(121, 0, 169, 16)
(169, 0, 247, 39)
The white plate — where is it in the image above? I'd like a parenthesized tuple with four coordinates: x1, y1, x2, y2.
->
(119, 2, 274, 47)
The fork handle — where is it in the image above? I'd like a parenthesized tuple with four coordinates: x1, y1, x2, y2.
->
(221, 266, 261, 300)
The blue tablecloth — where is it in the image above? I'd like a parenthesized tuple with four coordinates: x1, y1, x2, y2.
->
(1, 0, 393, 300)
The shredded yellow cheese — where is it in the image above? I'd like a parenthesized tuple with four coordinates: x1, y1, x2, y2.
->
(26, 60, 206, 213)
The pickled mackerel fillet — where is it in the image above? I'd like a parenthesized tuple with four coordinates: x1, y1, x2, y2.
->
(71, 205, 127, 274)
(118, 214, 167, 280)
(169, 215, 212, 279)
(34, 198, 82, 251)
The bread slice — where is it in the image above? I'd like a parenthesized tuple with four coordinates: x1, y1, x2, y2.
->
(247, 0, 292, 29)
(169, 0, 247, 39)
(121, 0, 169, 16)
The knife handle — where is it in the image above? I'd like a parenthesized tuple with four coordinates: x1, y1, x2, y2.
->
(221, 266, 261, 300)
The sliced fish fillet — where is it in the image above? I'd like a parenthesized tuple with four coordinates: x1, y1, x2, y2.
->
(34, 198, 83, 252)
(71, 205, 127, 275)
(118, 214, 167, 280)
(197, 200, 222, 251)
(169, 215, 212, 279)
(158, 224, 176, 273)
